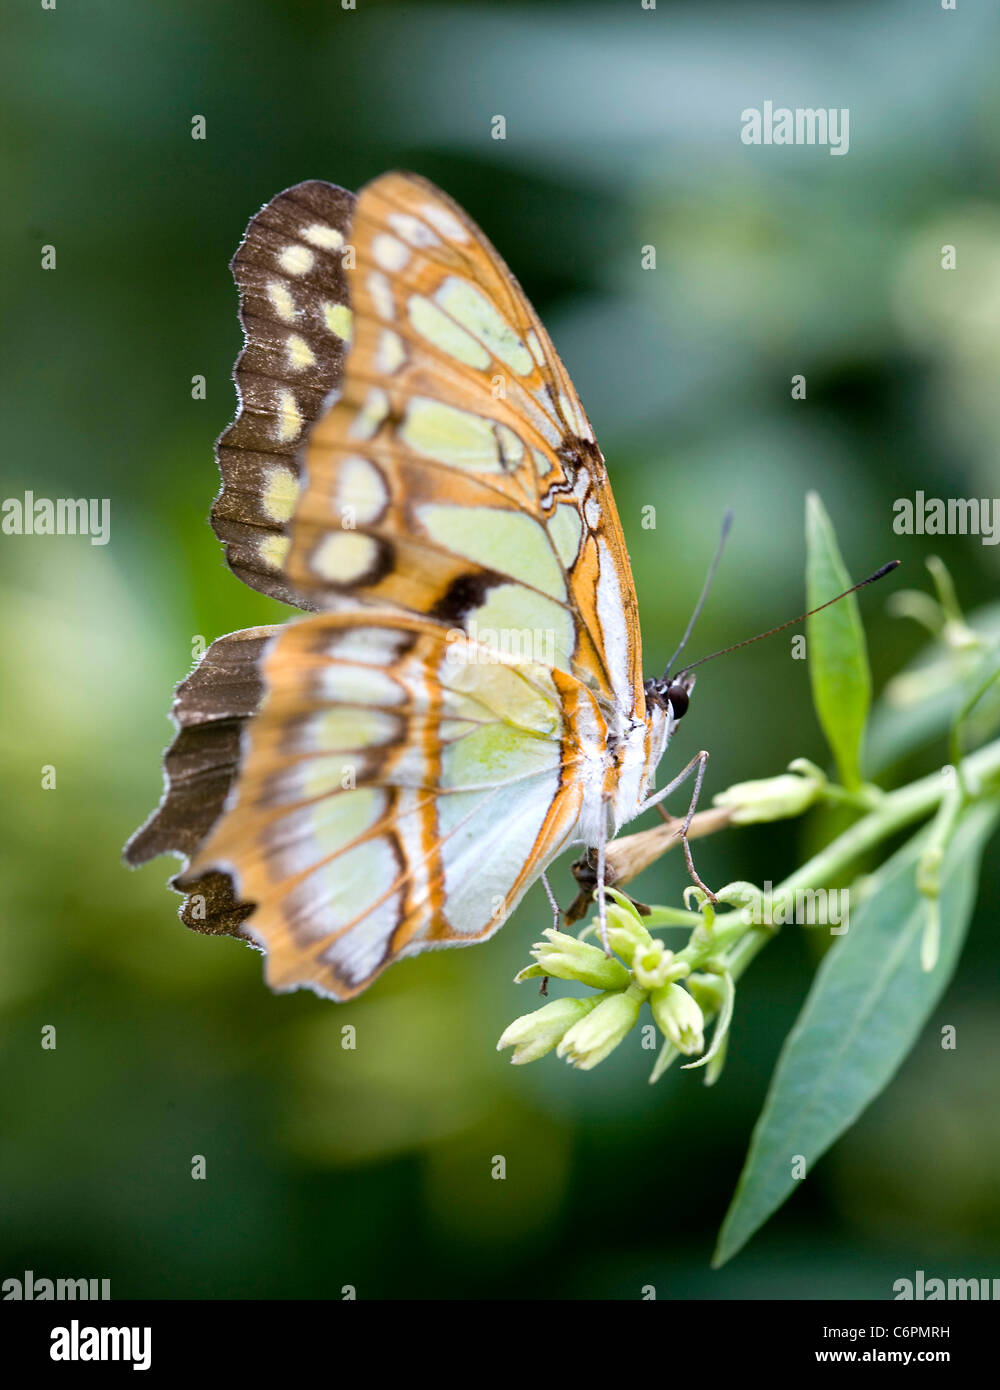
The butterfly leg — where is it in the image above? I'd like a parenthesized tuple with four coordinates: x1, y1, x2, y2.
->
(540, 870, 561, 932)
(638, 750, 717, 903)
(675, 751, 717, 903)
(595, 808, 612, 955)
(536, 872, 565, 995)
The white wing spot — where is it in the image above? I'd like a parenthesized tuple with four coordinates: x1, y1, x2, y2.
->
(367, 271, 395, 320)
(526, 330, 546, 367)
(315, 668, 404, 707)
(312, 532, 379, 584)
(277, 391, 303, 442)
(302, 222, 344, 250)
(257, 533, 290, 569)
(372, 233, 411, 272)
(375, 328, 407, 375)
(324, 627, 410, 664)
(286, 334, 315, 371)
(262, 465, 300, 523)
(279, 244, 315, 276)
(387, 212, 440, 248)
(527, 390, 564, 449)
(322, 302, 352, 340)
(419, 201, 469, 242)
(266, 280, 296, 322)
(337, 456, 389, 525)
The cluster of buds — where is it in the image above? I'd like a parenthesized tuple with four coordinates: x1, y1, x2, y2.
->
(498, 761, 842, 1080)
(498, 895, 728, 1081)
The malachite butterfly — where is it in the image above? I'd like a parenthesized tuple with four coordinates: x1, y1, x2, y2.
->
(125, 173, 704, 1000)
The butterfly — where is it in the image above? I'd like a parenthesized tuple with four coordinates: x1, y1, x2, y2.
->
(125, 172, 706, 1000)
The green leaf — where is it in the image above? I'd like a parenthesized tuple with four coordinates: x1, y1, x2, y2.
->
(867, 600, 1000, 772)
(804, 493, 872, 790)
(950, 644, 1000, 768)
(713, 799, 998, 1268)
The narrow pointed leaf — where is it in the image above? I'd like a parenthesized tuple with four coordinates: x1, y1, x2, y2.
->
(867, 600, 1000, 772)
(714, 800, 998, 1268)
(805, 492, 872, 790)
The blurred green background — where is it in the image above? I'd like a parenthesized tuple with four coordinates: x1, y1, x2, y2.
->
(3, 0, 999, 1298)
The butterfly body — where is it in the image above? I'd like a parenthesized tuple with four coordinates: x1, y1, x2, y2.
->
(127, 172, 690, 1000)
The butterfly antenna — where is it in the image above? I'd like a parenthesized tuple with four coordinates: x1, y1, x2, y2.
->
(677, 560, 900, 676)
(664, 508, 734, 677)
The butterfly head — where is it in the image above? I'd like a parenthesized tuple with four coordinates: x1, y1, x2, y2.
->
(645, 669, 695, 725)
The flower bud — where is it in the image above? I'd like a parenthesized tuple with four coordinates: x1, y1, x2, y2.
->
(649, 982, 705, 1056)
(497, 996, 600, 1065)
(631, 939, 688, 991)
(521, 928, 630, 991)
(557, 986, 645, 1070)
(604, 902, 655, 967)
(712, 771, 822, 825)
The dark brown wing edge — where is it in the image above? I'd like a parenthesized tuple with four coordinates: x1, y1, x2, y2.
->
(123, 626, 278, 941)
(211, 180, 357, 610)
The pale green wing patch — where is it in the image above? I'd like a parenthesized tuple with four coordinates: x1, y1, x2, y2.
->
(189, 613, 592, 1001)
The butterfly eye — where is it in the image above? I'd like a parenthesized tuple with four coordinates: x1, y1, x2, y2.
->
(665, 682, 690, 719)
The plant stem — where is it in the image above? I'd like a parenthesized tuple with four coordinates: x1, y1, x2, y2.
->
(725, 735, 1000, 982)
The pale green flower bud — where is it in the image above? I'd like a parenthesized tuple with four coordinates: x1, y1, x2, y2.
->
(557, 986, 645, 1070)
(631, 939, 688, 991)
(649, 982, 705, 1056)
(604, 903, 655, 967)
(712, 770, 822, 825)
(520, 928, 630, 991)
(497, 996, 601, 1065)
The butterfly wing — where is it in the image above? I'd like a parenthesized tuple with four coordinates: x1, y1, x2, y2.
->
(138, 173, 647, 999)
(285, 172, 645, 719)
(212, 180, 356, 609)
(190, 613, 600, 999)
(125, 185, 357, 907)
(123, 626, 276, 936)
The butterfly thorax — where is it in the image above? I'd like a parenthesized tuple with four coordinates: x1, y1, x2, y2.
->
(574, 696, 672, 848)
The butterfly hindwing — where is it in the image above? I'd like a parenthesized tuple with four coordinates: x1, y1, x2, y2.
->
(124, 625, 279, 937)
(190, 612, 596, 999)
(212, 180, 356, 609)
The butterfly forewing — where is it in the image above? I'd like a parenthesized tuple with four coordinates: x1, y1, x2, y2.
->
(212, 180, 356, 609)
(285, 172, 645, 717)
